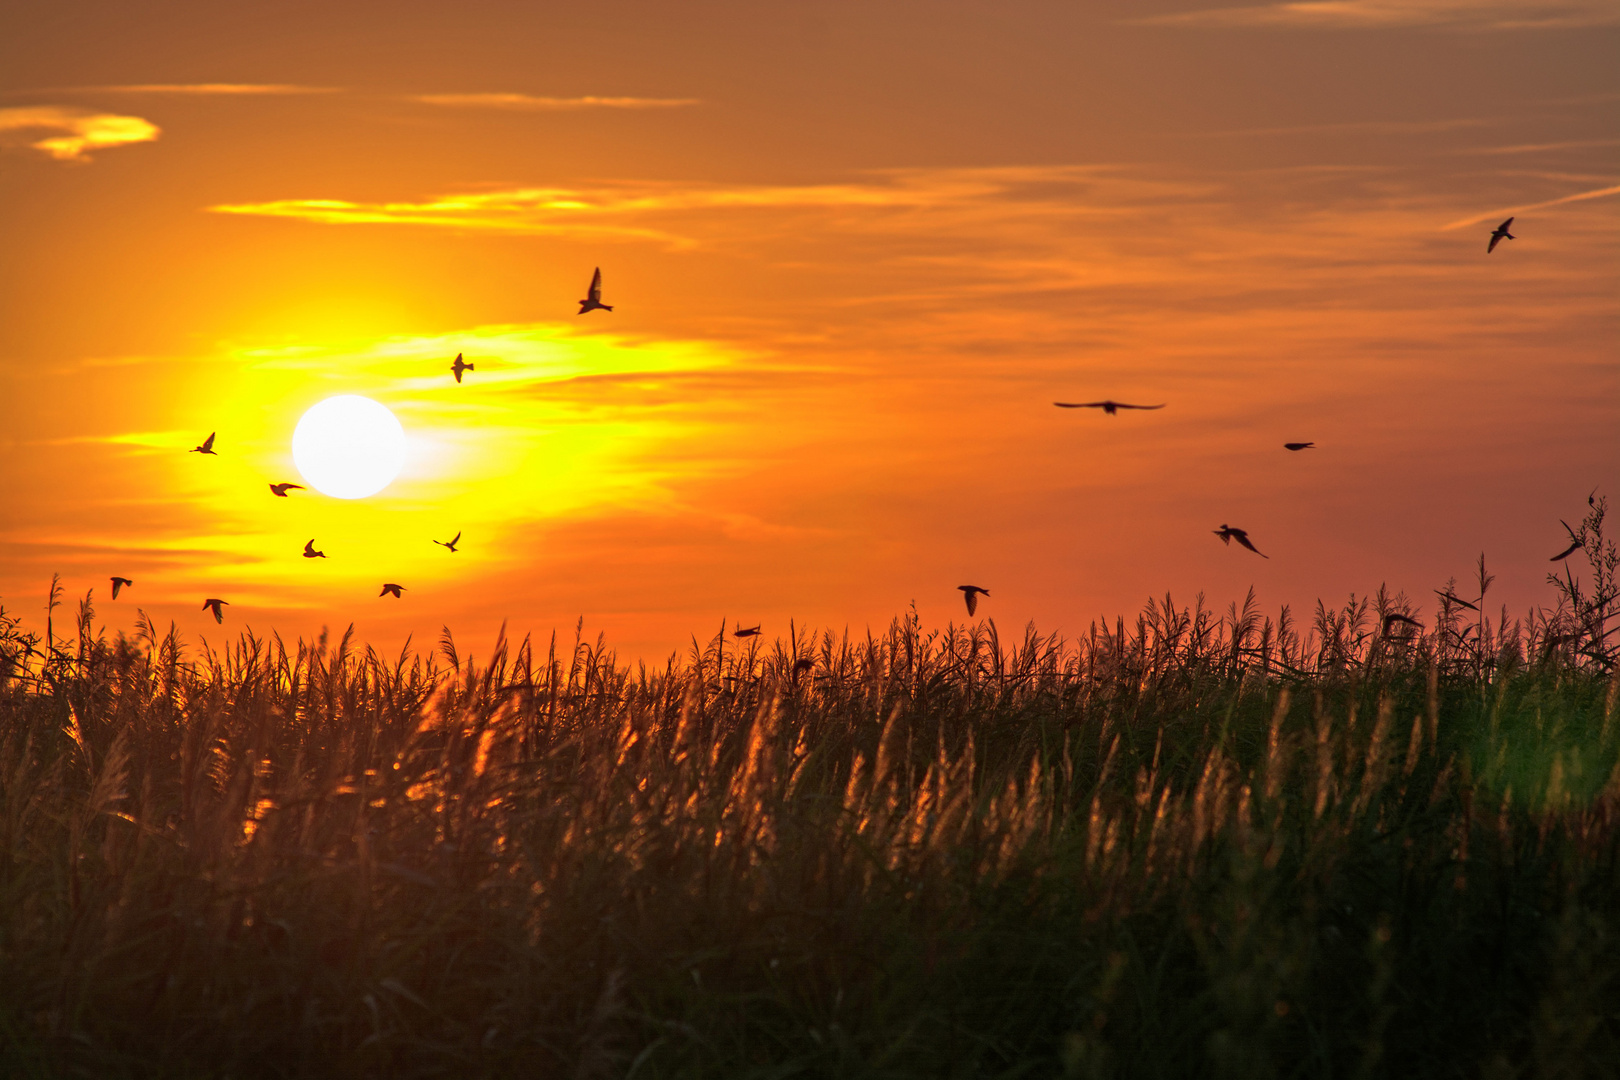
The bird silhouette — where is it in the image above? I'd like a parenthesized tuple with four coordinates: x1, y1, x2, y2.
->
(1054, 401, 1165, 415)
(1284, 442, 1315, 451)
(1488, 217, 1515, 254)
(958, 585, 990, 615)
(1551, 536, 1583, 562)
(734, 625, 761, 638)
(303, 539, 326, 559)
(1214, 525, 1268, 558)
(1382, 613, 1424, 634)
(110, 576, 132, 599)
(190, 432, 217, 455)
(578, 267, 612, 314)
(202, 598, 229, 623)
(434, 531, 461, 553)
(379, 583, 405, 598)
(451, 353, 474, 383)
(269, 483, 304, 497)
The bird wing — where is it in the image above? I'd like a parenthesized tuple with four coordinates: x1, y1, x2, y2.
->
(201, 432, 215, 450)
(589, 267, 602, 301)
(1116, 403, 1166, 410)
(1500, 217, 1513, 230)
(451, 531, 461, 545)
(964, 591, 977, 615)
(1234, 534, 1267, 557)
(1488, 234, 1502, 253)
(1053, 402, 1104, 409)
(1551, 540, 1583, 561)
(304, 539, 316, 555)
(111, 578, 123, 598)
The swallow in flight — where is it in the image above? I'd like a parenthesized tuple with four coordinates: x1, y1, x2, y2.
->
(110, 576, 133, 599)
(578, 267, 612, 314)
(1214, 525, 1268, 558)
(1434, 589, 1479, 611)
(1551, 523, 1583, 562)
(1284, 442, 1315, 451)
(202, 598, 229, 623)
(303, 539, 326, 559)
(191, 432, 217, 455)
(269, 483, 304, 497)
(380, 583, 405, 598)
(451, 353, 474, 383)
(1053, 401, 1165, 415)
(434, 531, 461, 553)
(734, 625, 761, 638)
(1382, 613, 1424, 635)
(1487, 217, 1515, 254)
(958, 585, 990, 615)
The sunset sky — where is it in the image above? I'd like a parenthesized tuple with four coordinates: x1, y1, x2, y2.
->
(2, 0, 1616, 661)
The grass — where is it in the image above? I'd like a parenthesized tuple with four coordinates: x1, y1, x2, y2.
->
(0, 502, 1616, 1079)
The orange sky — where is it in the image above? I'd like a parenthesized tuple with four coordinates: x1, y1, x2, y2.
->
(1, 1, 1616, 661)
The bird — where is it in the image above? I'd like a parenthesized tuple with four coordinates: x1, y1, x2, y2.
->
(1551, 537, 1583, 562)
(1053, 401, 1165, 415)
(450, 353, 474, 383)
(1214, 525, 1269, 558)
(110, 576, 133, 599)
(958, 585, 990, 615)
(269, 483, 304, 497)
(379, 583, 405, 598)
(734, 625, 761, 638)
(434, 531, 461, 553)
(1487, 217, 1515, 254)
(190, 432, 217, 455)
(578, 267, 612, 314)
(303, 539, 326, 559)
(1284, 442, 1315, 451)
(1382, 613, 1424, 635)
(202, 598, 229, 623)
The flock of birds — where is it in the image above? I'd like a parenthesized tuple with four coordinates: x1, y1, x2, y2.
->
(103, 223, 1547, 635)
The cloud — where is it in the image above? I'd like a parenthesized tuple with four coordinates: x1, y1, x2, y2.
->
(412, 92, 699, 110)
(206, 167, 1159, 246)
(1442, 181, 1620, 229)
(97, 83, 338, 95)
(0, 106, 158, 161)
(1136, 1, 1620, 30)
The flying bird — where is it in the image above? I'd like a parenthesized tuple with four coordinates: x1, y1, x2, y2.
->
(578, 267, 612, 314)
(303, 539, 326, 559)
(1487, 217, 1515, 254)
(450, 353, 474, 383)
(190, 432, 217, 455)
(379, 583, 405, 598)
(269, 483, 304, 497)
(958, 585, 990, 615)
(1551, 537, 1583, 562)
(110, 576, 132, 599)
(734, 625, 761, 638)
(1053, 401, 1165, 415)
(1214, 525, 1269, 559)
(202, 598, 229, 624)
(1284, 442, 1315, 451)
(434, 531, 461, 553)
(1382, 613, 1424, 635)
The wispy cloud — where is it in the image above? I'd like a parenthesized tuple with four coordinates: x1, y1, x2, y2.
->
(1195, 117, 1495, 138)
(1443, 181, 1620, 228)
(0, 106, 158, 161)
(206, 167, 1162, 246)
(1137, 1, 1620, 30)
(96, 83, 338, 95)
(1458, 137, 1620, 155)
(412, 92, 699, 110)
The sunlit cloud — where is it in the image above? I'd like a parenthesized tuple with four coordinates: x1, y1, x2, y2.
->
(412, 92, 699, 110)
(1137, 1, 1620, 30)
(1442, 181, 1620, 229)
(1458, 137, 1620, 155)
(1195, 117, 1495, 138)
(0, 106, 158, 161)
(96, 83, 339, 95)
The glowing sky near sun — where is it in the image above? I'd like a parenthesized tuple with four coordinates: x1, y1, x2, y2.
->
(0, 1, 1615, 660)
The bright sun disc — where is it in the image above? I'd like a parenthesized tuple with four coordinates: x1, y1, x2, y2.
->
(292, 395, 406, 499)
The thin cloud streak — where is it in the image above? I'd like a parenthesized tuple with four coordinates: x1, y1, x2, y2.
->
(96, 83, 339, 95)
(1137, 1, 1620, 30)
(1192, 117, 1495, 138)
(0, 106, 158, 160)
(1442, 181, 1620, 229)
(412, 93, 700, 110)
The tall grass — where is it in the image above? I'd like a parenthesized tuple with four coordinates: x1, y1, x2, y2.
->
(1, 503, 1616, 1078)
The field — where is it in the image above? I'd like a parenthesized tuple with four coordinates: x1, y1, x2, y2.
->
(1, 509, 1617, 1078)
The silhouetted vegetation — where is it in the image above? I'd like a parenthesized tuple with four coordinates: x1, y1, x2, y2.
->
(1, 502, 1616, 1079)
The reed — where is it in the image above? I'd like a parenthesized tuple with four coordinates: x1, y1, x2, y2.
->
(0, 505, 1616, 1077)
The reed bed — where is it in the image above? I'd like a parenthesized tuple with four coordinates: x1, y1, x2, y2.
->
(1, 506, 1617, 1078)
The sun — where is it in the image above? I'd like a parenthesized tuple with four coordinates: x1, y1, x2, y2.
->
(291, 395, 406, 499)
